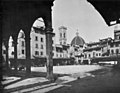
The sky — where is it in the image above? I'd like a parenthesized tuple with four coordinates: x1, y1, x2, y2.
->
(51, 0, 115, 44)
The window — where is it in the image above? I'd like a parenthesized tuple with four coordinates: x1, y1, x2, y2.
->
(64, 33, 66, 38)
(89, 54, 91, 58)
(56, 54, 58, 57)
(41, 38, 43, 42)
(96, 53, 98, 56)
(60, 33, 62, 38)
(116, 43, 119, 47)
(99, 53, 101, 56)
(60, 54, 62, 57)
(93, 52, 95, 57)
(22, 50, 24, 54)
(21, 41, 24, 47)
(117, 36, 119, 39)
(74, 48, 77, 51)
(35, 51, 39, 55)
(60, 42, 62, 45)
(35, 36, 38, 41)
(11, 51, 14, 55)
(35, 44, 38, 48)
(111, 50, 114, 54)
(40, 52, 43, 55)
(116, 49, 119, 54)
(110, 44, 113, 47)
(41, 44, 43, 49)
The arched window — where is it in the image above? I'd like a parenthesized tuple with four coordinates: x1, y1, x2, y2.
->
(60, 33, 62, 38)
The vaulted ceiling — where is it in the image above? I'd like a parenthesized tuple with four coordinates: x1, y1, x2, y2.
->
(87, 0, 120, 26)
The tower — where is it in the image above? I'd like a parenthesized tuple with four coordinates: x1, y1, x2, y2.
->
(59, 26, 67, 45)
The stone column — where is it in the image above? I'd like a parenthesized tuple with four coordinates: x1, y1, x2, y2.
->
(46, 29, 55, 80)
(45, 12, 55, 80)
(25, 32, 31, 74)
(13, 36, 18, 71)
(4, 39, 9, 71)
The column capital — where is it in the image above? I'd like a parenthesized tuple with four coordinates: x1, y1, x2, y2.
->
(46, 31, 55, 37)
(25, 36, 31, 40)
(45, 27, 53, 32)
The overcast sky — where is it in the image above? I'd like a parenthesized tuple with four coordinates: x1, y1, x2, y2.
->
(52, 0, 115, 44)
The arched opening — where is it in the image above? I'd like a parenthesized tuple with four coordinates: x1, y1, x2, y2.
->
(1, 0, 54, 80)
(8, 36, 14, 59)
(30, 17, 46, 67)
(17, 30, 26, 59)
(8, 36, 15, 69)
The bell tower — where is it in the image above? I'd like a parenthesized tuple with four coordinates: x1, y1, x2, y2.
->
(59, 26, 67, 45)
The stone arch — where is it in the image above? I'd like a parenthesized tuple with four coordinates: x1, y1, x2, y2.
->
(8, 36, 14, 59)
(32, 17, 45, 29)
(31, 17, 46, 59)
(1, 0, 55, 79)
(17, 30, 26, 59)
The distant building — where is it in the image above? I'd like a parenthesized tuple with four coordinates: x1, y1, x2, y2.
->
(59, 26, 67, 45)
(109, 24, 120, 56)
(53, 44, 63, 58)
(30, 27, 46, 59)
(69, 32, 86, 64)
(53, 44, 70, 58)
(53, 26, 70, 58)
(84, 41, 101, 59)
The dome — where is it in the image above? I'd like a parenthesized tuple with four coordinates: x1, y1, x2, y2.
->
(71, 32, 85, 46)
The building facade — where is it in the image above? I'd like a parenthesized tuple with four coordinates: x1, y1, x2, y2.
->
(30, 27, 46, 59)
(17, 30, 26, 59)
(109, 24, 120, 56)
(3, 24, 120, 66)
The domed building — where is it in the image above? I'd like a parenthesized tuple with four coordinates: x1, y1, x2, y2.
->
(71, 32, 85, 47)
(69, 32, 86, 64)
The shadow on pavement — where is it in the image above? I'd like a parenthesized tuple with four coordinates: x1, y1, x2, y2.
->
(2, 70, 69, 93)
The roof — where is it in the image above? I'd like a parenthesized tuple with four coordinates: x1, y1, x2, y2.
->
(87, 42, 100, 46)
(83, 46, 103, 52)
(32, 27, 45, 34)
(71, 33, 85, 46)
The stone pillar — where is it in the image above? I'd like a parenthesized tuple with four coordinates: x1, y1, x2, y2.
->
(45, 13, 55, 80)
(46, 30, 55, 80)
(4, 40, 9, 71)
(25, 33, 31, 74)
(13, 36, 18, 71)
